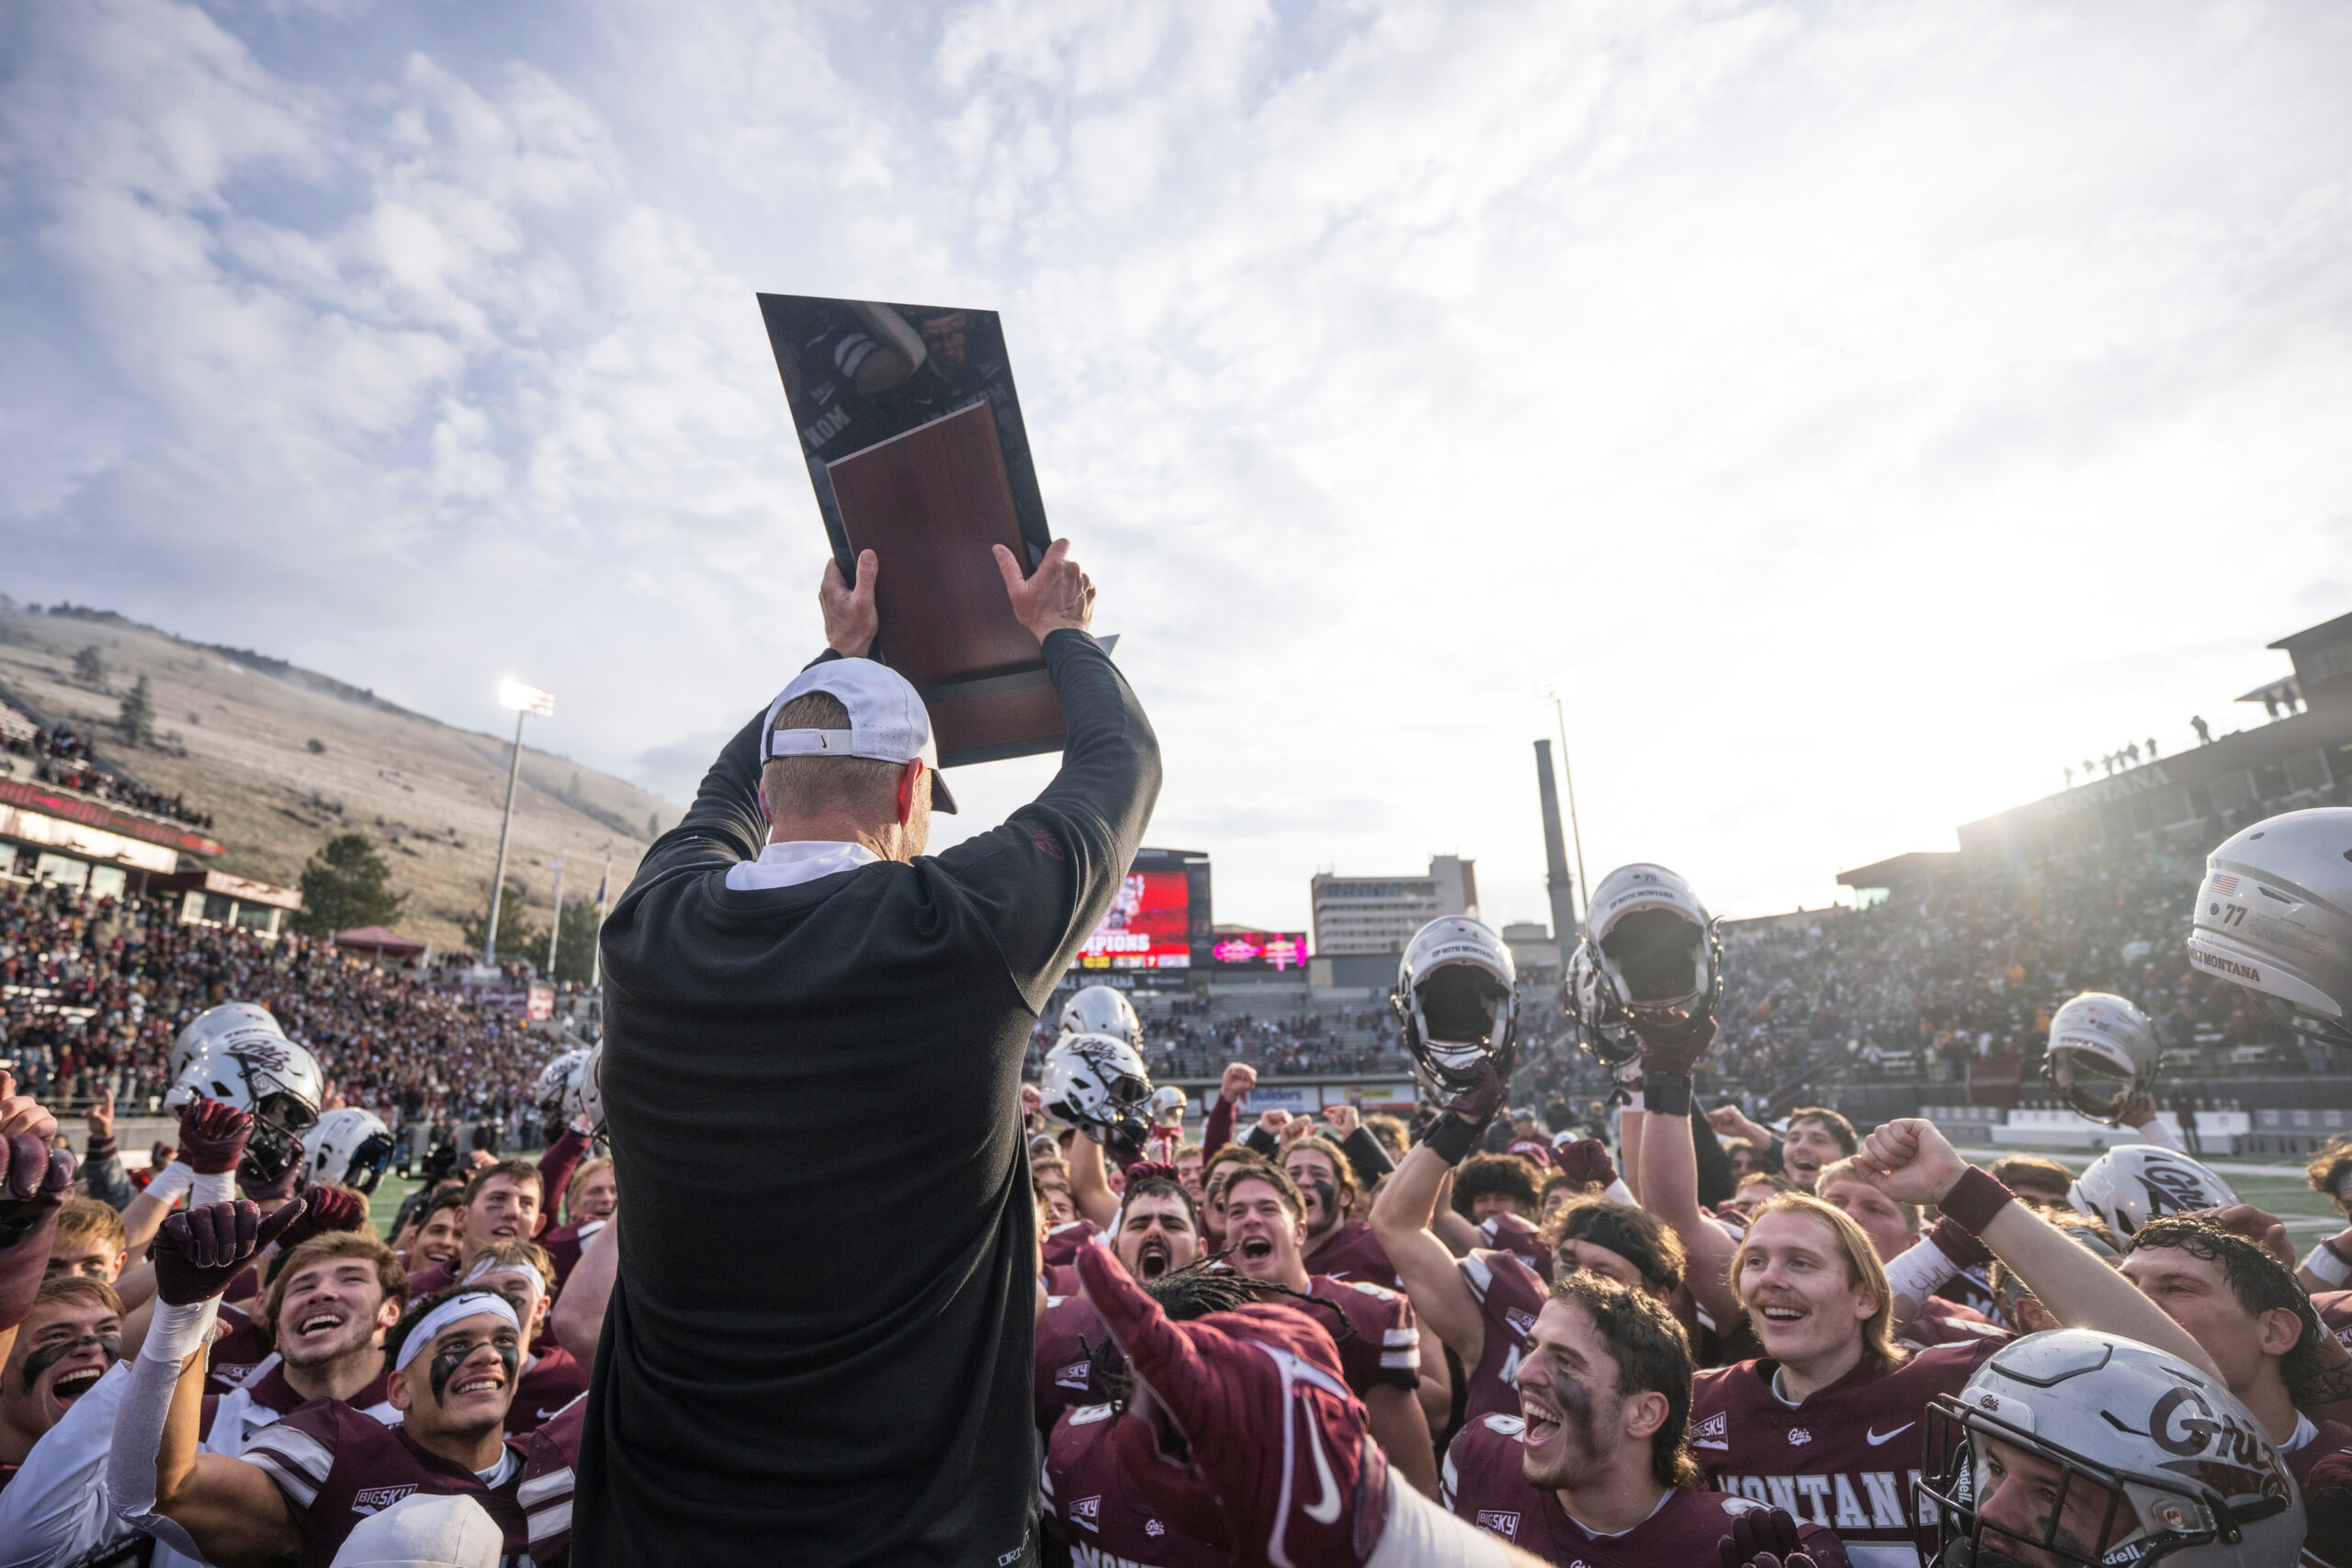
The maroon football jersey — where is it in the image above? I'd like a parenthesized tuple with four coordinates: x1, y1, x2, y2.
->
(508, 1345, 589, 1436)
(1458, 1248, 1546, 1427)
(1476, 1212, 1552, 1278)
(1043, 1218, 1102, 1269)
(538, 1218, 606, 1291)
(1442, 1413, 1848, 1564)
(1302, 1220, 1399, 1290)
(242, 1397, 531, 1567)
(1044, 1403, 1228, 1567)
(1036, 1293, 1109, 1431)
(402, 1259, 458, 1304)
(1897, 1295, 2006, 1350)
(2314, 1290, 2352, 1350)
(1690, 1340, 1999, 1562)
(2285, 1416, 2352, 1490)
(204, 1303, 270, 1396)
(1307, 1274, 1419, 1397)
(520, 1393, 586, 1565)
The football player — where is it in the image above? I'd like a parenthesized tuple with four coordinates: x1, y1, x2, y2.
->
(401, 1190, 469, 1276)
(1219, 1158, 1438, 1496)
(1812, 1156, 1999, 1348)
(1442, 1271, 1845, 1563)
(454, 1244, 585, 1437)
(1373, 1073, 1683, 1432)
(1036, 1167, 1204, 1434)
(45, 1198, 129, 1285)
(110, 1200, 531, 1568)
(401, 1162, 548, 1301)
(1071, 1243, 1555, 1568)
(0, 1275, 119, 1485)
(1283, 1132, 1401, 1289)
(1918, 1329, 2305, 1568)
(2117, 1214, 2352, 1489)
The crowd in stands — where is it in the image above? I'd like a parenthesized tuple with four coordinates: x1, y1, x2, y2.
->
(2, 716, 216, 829)
(0, 877, 541, 1129)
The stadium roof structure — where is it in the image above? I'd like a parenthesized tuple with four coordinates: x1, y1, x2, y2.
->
(1835, 851, 1960, 893)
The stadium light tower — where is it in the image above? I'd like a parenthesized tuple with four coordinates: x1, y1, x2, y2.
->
(485, 679, 555, 968)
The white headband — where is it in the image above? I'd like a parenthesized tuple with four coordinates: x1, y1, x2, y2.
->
(394, 1292, 519, 1372)
(460, 1255, 547, 1306)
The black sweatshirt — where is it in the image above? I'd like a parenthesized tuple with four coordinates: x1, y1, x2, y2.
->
(576, 631, 1159, 1568)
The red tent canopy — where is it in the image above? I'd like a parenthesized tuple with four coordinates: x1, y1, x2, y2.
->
(334, 925, 427, 957)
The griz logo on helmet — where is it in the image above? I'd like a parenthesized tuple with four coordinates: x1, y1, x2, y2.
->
(2150, 1386, 2272, 1474)
(2138, 1162, 2220, 1217)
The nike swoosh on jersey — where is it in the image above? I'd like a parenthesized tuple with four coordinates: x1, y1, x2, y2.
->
(1866, 1422, 1916, 1445)
(1303, 1413, 1342, 1524)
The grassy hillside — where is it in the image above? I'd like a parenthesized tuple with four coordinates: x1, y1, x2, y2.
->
(0, 600, 678, 952)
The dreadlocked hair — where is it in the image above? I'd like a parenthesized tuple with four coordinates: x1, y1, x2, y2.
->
(1085, 1261, 1358, 1406)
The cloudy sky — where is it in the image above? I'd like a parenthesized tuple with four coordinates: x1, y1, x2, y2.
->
(5, 0, 2350, 936)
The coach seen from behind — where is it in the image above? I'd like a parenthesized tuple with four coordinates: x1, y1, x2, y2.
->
(584, 540, 1158, 1567)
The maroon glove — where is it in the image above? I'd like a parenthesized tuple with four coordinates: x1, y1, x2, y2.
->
(1553, 1137, 1617, 1190)
(1423, 1056, 1510, 1165)
(1719, 1505, 1819, 1568)
(0, 1133, 77, 1330)
(1638, 1015, 1717, 1077)
(153, 1198, 306, 1306)
(274, 1185, 368, 1250)
(237, 1162, 302, 1204)
(1077, 1244, 1391, 1568)
(176, 1098, 253, 1177)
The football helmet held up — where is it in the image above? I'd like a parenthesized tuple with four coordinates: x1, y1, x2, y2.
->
(2068, 1144, 2239, 1239)
(168, 1003, 282, 1090)
(2041, 992, 2159, 1124)
(1059, 985, 1144, 1052)
(1146, 1084, 1189, 1130)
(574, 1044, 606, 1137)
(1041, 1032, 1154, 1150)
(2188, 807, 2352, 1049)
(1393, 916, 1517, 1093)
(1921, 1328, 2301, 1567)
(302, 1108, 395, 1194)
(168, 1027, 325, 1186)
(531, 1050, 591, 1128)
(1577, 863, 1722, 1048)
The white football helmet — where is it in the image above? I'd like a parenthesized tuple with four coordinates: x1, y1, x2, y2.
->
(1146, 1084, 1188, 1130)
(302, 1108, 394, 1194)
(169, 1003, 281, 1090)
(573, 1045, 605, 1137)
(2041, 992, 2159, 1123)
(1393, 916, 1518, 1092)
(1577, 863, 1722, 1048)
(169, 1028, 326, 1185)
(2069, 1144, 2239, 1238)
(532, 1050, 591, 1126)
(1059, 985, 1144, 1052)
(2188, 807, 2352, 1049)
(1566, 942, 1639, 1068)
(1921, 1329, 2301, 1567)
(1040, 1032, 1153, 1148)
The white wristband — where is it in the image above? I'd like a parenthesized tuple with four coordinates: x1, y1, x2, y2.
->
(1883, 1235, 1962, 1305)
(2306, 1242, 2352, 1289)
(140, 1296, 222, 1366)
(140, 1161, 196, 1210)
(1603, 1179, 1637, 1208)
(189, 1170, 235, 1209)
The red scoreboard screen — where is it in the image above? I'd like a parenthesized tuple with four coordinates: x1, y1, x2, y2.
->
(1208, 931, 1310, 973)
(1077, 867, 1193, 970)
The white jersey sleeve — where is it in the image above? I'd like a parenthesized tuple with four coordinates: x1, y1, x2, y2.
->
(0, 1361, 142, 1568)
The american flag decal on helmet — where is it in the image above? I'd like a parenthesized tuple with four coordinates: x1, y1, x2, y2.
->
(2211, 873, 2239, 897)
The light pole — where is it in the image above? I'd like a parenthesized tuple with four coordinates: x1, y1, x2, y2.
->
(484, 679, 554, 968)
(1543, 682, 1591, 935)
(545, 856, 565, 978)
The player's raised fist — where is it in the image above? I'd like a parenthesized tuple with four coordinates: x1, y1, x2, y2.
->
(1554, 1137, 1617, 1190)
(177, 1097, 254, 1177)
(1719, 1504, 1829, 1568)
(1219, 1062, 1257, 1103)
(1855, 1118, 1965, 1207)
(154, 1198, 307, 1306)
(277, 1185, 369, 1250)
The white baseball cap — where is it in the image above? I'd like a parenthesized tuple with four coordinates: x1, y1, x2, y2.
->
(329, 1493, 503, 1567)
(760, 658, 958, 813)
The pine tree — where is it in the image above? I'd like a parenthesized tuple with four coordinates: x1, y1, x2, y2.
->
(460, 880, 543, 962)
(550, 894, 604, 984)
(290, 834, 409, 937)
(117, 676, 154, 747)
(73, 645, 104, 684)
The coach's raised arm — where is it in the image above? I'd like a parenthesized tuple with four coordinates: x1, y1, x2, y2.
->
(581, 539, 1158, 1568)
